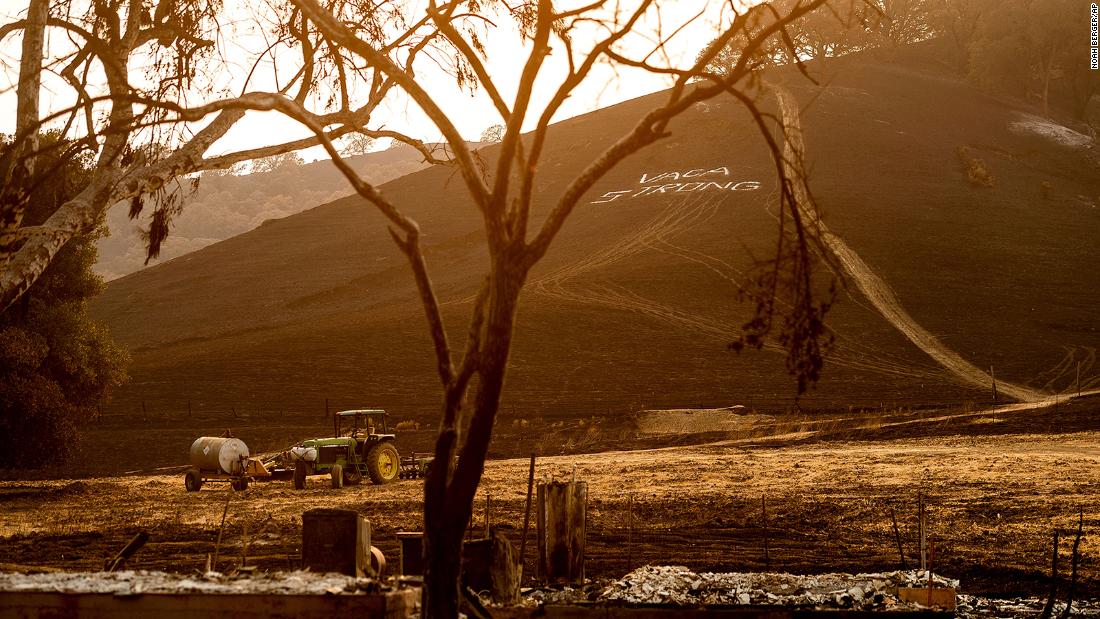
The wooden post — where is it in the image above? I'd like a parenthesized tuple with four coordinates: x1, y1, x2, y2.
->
(1062, 510, 1084, 619)
(485, 491, 492, 538)
(627, 494, 634, 573)
(927, 538, 934, 604)
(990, 365, 998, 403)
(396, 532, 424, 576)
(537, 481, 587, 584)
(762, 495, 770, 570)
(461, 530, 520, 605)
(891, 507, 907, 569)
(213, 492, 231, 572)
(519, 454, 536, 576)
(1040, 532, 1059, 619)
(919, 494, 927, 572)
(105, 531, 150, 572)
(301, 509, 371, 577)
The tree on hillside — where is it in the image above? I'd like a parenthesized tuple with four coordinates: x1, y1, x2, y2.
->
(862, 0, 935, 47)
(697, 0, 865, 75)
(2, 0, 836, 615)
(202, 162, 245, 178)
(931, 0, 986, 72)
(0, 133, 127, 468)
(339, 133, 376, 156)
(251, 151, 305, 174)
(967, 0, 1079, 116)
(479, 123, 504, 142)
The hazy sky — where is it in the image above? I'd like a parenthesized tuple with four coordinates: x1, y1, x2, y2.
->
(0, 1, 733, 162)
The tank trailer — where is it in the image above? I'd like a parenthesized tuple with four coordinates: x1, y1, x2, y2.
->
(184, 436, 270, 491)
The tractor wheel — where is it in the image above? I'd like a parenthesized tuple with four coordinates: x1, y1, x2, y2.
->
(344, 466, 362, 486)
(184, 468, 203, 492)
(331, 464, 344, 489)
(231, 477, 249, 492)
(293, 462, 308, 490)
(366, 442, 400, 485)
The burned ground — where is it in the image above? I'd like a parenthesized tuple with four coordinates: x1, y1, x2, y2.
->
(2, 397, 1098, 599)
(88, 47, 1100, 423)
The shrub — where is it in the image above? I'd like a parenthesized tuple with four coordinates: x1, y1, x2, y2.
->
(957, 147, 994, 187)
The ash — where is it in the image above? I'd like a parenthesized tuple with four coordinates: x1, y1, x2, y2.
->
(0, 570, 387, 596)
(599, 566, 956, 609)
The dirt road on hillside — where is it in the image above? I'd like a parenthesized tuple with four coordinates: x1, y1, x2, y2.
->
(525, 190, 950, 384)
(770, 83, 1045, 403)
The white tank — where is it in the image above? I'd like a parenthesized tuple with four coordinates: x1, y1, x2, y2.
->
(189, 437, 250, 475)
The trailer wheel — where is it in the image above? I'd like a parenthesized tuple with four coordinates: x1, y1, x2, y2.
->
(293, 462, 308, 490)
(184, 468, 203, 492)
(231, 477, 249, 492)
(366, 442, 400, 485)
(331, 464, 344, 489)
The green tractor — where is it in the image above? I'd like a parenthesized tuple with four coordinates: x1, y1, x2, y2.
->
(289, 409, 401, 489)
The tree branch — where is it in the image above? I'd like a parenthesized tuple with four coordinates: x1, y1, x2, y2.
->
(290, 0, 492, 210)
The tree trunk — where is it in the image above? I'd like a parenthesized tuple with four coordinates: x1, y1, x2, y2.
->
(1, 0, 49, 260)
(422, 254, 525, 618)
(422, 519, 464, 619)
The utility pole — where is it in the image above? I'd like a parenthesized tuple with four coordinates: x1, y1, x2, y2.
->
(990, 366, 998, 403)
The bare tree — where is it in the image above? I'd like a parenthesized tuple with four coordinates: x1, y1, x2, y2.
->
(3, 0, 836, 616)
(277, 1, 833, 615)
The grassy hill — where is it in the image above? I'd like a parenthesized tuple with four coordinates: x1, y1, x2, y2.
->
(89, 50, 1100, 429)
(94, 144, 430, 280)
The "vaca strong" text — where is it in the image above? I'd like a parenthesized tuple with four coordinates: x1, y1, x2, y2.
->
(590, 166, 761, 204)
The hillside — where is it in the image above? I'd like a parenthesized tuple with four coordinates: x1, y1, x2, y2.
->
(94, 144, 431, 280)
(89, 51, 1100, 427)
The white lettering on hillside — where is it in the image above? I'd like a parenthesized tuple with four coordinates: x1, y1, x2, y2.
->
(591, 166, 760, 204)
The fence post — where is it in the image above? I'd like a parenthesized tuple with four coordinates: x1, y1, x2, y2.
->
(762, 495, 770, 570)
(918, 493, 927, 572)
(537, 480, 587, 584)
(627, 494, 634, 573)
(519, 454, 536, 578)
